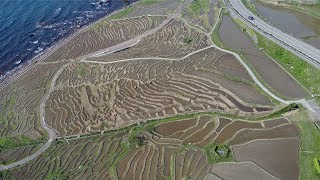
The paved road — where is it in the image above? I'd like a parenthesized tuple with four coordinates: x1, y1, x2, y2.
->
(229, 0, 320, 68)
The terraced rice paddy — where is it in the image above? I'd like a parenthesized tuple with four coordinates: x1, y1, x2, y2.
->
(0, 0, 306, 179)
(44, 16, 167, 62)
(45, 46, 274, 136)
(0, 62, 66, 140)
(90, 18, 211, 61)
(2, 113, 301, 179)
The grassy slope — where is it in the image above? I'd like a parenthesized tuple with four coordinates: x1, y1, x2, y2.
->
(289, 110, 320, 179)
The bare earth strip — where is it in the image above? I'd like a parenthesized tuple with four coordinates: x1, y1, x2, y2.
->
(210, 161, 279, 180)
(232, 138, 300, 180)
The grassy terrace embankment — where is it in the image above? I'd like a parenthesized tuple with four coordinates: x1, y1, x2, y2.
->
(238, 0, 320, 103)
(257, 34, 320, 103)
(289, 110, 320, 179)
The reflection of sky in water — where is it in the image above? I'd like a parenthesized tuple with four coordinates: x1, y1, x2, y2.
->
(253, 0, 320, 38)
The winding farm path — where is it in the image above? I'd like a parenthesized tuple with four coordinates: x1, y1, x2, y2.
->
(0, 0, 192, 171)
(1, 0, 319, 172)
(0, 62, 71, 171)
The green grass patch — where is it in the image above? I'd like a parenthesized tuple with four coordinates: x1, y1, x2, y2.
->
(210, 11, 226, 48)
(0, 135, 45, 152)
(291, 110, 320, 179)
(183, 38, 193, 44)
(234, 18, 255, 37)
(301, 35, 320, 40)
(257, 33, 320, 102)
(203, 144, 233, 164)
(241, 0, 258, 15)
(188, 0, 210, 16)
(105, 6, 133, 21)
(45, 172, 69, 180)
(76, 63, 86, 77)
(314, 157, 320, 174)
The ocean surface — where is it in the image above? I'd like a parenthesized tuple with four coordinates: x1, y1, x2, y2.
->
(0, 0, 137, 77)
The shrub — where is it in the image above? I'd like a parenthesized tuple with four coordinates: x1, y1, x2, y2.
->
(314, 157, 320, 174)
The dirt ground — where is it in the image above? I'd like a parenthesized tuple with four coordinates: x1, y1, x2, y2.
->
(210, 162, 278, 180)
(232, 138, 300, 180)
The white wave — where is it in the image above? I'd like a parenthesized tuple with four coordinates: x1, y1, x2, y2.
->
(30, 40, 39, 44)
(34, 47, 43, 54)
(14, 60, 21, 65)
(55, 8, 62, 14)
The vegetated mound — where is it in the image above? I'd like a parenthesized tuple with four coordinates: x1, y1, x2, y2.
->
(43, 16, 167, 62)
(45, 47, 274, 136)
(232, 138, 300, 180)
(89, 17, 211, 61)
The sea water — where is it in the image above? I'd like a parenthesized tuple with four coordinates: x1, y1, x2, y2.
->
(0, 0, 137, 77)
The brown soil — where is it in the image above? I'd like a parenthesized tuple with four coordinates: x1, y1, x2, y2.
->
(215, 121, 264, 144)
(0, 62, 66, 139)
(155, 118, 197, 137)
(215, 117, 232, 132)
(263, 118, 289, 128)
(232, 138, 300, 180)
(48, 52, 272, 136)
(91, 18, 211, 61)
(44, 16, 166, 62)
(210, 162, 278, 180)
(228, 123, 300, 145)
(179, 115, 212, 140)
(183, 121, 215, 144)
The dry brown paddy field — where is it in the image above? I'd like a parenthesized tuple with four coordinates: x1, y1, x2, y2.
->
(0, 0, 305, 179)
(46, 45, 275, 136)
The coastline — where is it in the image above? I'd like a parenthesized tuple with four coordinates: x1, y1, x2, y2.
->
(0, 1, 139, 90)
